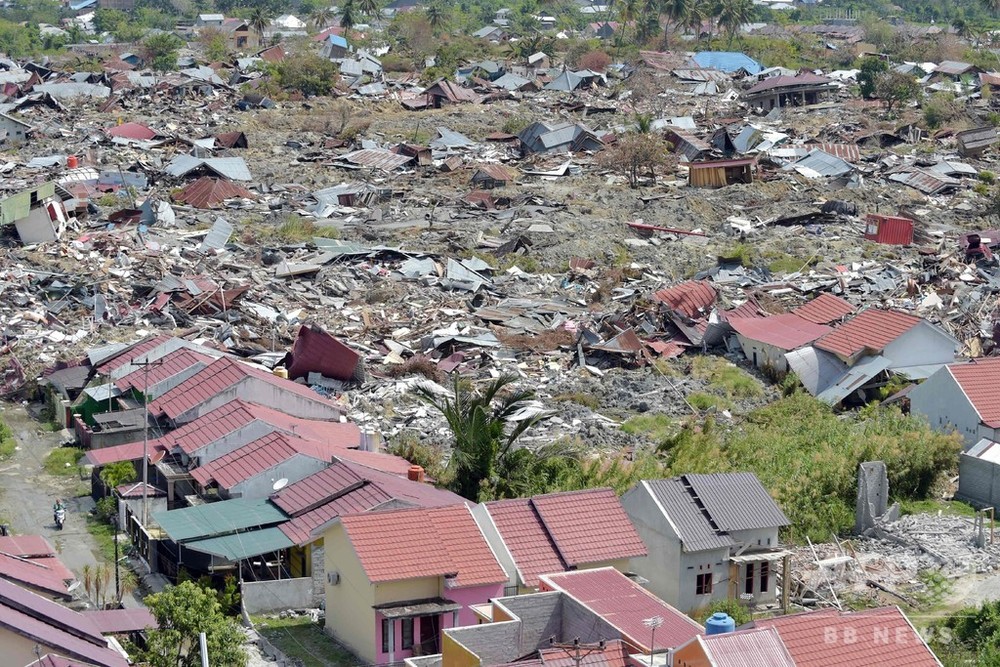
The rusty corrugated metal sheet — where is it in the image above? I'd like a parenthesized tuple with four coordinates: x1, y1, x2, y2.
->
(337, 148, 413, 171)
(805, 142, 860, 162)
(864, 213, 914, 245)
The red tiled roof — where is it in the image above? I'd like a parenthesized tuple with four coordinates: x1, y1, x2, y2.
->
(794, 292, 854, 325)
(0, 578, 127, 667)
(652, 281, 717, 319)
(105, 122, 156, 140)
(691, 627, 795, 667)
(84, 607, 156, 634)
(114, 347, 214, 393)
(274, 461, 462, 544)
(0, 535, 58, 559)
(190, 431, 333, 490)
(83, 441, 165, 467)
(147, 357, 335, 421)
(174, 177, 254, 209)
(0, 536, 74, 598)
(341, 504, 505, 587)
(729, 313, 831, 350)
(814, 309, 922, 359)
(115, 482, 165, 498)
(95, 334, 173, 375)
(26, 655, 98, 667)
(540, 568, 702, 651)
(753, 607, 939, 667)
(486, 488, 646, 587)
(948, 357, 1000, 428)
(540, 639, 629, 667)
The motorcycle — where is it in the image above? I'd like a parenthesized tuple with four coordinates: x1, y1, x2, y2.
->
(54, 507, 65, 530)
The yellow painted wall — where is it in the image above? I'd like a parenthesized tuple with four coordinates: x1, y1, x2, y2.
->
(491, 604, 514, 623)
(373, 576, 439, 606)
(671, 639, 709, 667)
(441, 631, 481, 667)
(0, 629, 62, 667)
(324, 523, 378, 663)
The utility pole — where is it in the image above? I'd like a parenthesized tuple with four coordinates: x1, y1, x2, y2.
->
(643, 616, 664, 664)
(548, 637, 607, 667)
(133, 356, 164, 527)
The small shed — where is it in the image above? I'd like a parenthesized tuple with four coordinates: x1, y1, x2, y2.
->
(864, 213, 913, 246)
(957, 439, 1000, 511)
(956, 127, 997, 157)
(471, 164, 516, 189)
(687, 158, 755, 188)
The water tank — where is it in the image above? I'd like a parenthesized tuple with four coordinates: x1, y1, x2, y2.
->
(272, 367, 289, 379)
(705, 612, 735, 635)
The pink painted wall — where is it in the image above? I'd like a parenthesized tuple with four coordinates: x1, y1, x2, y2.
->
(374, 581, 505, 662)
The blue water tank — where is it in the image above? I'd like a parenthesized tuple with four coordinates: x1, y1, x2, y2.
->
(704, 612, 736, 635)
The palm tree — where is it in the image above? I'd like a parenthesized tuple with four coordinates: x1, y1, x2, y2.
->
(716, 0, 752, 47)
(662, 0, 688, 32)
(614, 0, 640, 49)
(355, 0, 381, 20)
(683, 0, 706, 41)
(247, 7, 271, 47)
(424, 0, 449, 35)
(339, 0, 358, 36)
(310, 6, 334, 30)
(414, 373, 552, 502)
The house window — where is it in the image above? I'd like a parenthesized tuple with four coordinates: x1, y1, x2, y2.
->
(696, 573, 712, 595)
(760, 561, 770, 593)
(237, 36, 247, 47)
(745, 563, 755, 595)
(401, 618, 413, 650)
(381, 618, 391, 653)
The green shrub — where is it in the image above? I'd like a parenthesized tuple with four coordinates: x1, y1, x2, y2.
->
(979, 170, 996, 184)
(688, 392, 733, 411)
(0, 418, 14, 460)
(95, 496, 117, 522)
(44, 447, 84, 476)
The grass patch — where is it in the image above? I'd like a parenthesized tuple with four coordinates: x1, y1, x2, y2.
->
(691, 357, 763, 399)
(900, 499, 977, 518)
(767, 254, 807, 274)
(553, 392, 600, 410)
(0, 418, 15, 460)
(85, 512, 128, 563)
(688, 391, 733, 411)
(255, 216, 341, 243)
(255, 615, 358, 667)
(43, 447, 84, 476)
(621, 413, 674, 444)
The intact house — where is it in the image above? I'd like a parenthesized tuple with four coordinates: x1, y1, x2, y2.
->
(673, 606, 941, 667)
(909, 356, 1000, 449)
(323, 503, 507, 663)
(470, 488, 647, 594)
(415, 567, 702, 667)
(0, 535, 75, 601)
(743, 73, 835, 111)
(621, 472, 791, 614)
(785, 308, 959, 406)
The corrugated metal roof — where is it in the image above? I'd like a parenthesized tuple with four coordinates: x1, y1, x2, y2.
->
(729, 313, 831, 350)
(85, 608, 156, 634)
(154, 497, 288, 542)
(176, 178, 253, 209)
(684, 472, 790, 532)
(745, 73, 833, 94)
(784, 347, 848, 396)
(935, 60, 974, 75)
(815, 354, 892, 404)
(652, 280, 717, 318)
(785, 149, 852, 177)
(336, 148, 413, 171)
(967, 438, 1000, 463)
(164, 155, 252, 181)
(692, 51, 762, 74)
(540, 568, 702, 651)
(183, 526, 294, 561)
(114, 347, 213, 393)
(888, 169, 960, 195)
(696, 627, 796, 667)
(643, 479, 735, 552)
(190, 431, 332, 490)
(105, 122, 156, 140)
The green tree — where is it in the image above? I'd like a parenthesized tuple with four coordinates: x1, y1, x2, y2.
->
(716, 0, 753, 46)
(414, 373, 552, 501)
(355, 0, 381, 20)
(94, 8, 127, 34)
(424, 0, 450, 35)
(98, 461, 136, 494)
(339, 0, 358, 35)
(0, 19, 41, 57)
(663, 0, 688, 33)
(309, 5, 334, 30)
(247, 7, 271, 45)
(142, 32, 183, 71)
(857, 56, 888, 99)
(140, 580, 247, 667)
(199, 27, 230, 61)
(271, 52, 340, 95)
(683, 0, 706, 39)
(874, 70, 921, 112)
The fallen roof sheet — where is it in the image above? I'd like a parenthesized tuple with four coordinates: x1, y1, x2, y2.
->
(164, 155, 252, 181)
(175, 177, 254, 209)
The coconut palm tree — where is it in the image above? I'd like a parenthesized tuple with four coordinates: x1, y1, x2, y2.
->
(414, 373, 553, 502)
(662, 0, 688, 32)
(310, 6, 334, 30)
(355, 0, 382, 20)
(247, 7, 271, 47)
(717, 0, 752, 46)
(683, 0, 707, 40)
(424, 0, 449, 35)
(339, 0, 358, 36)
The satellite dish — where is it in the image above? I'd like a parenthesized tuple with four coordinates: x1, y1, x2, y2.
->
(272, 478, 289, 491)
(148, 450, 166, 465)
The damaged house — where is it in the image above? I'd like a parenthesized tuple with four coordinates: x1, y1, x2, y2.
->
(1, 182, 69, 244)
(743, 73, 836, 111)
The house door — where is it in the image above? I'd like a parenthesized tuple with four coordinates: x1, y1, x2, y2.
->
(419, 614, 441, 654)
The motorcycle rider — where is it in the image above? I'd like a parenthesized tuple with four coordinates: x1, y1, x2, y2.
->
(53, 498, 65, 526)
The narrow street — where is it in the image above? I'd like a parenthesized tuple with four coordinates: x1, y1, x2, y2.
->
(0, 402, 103, 577)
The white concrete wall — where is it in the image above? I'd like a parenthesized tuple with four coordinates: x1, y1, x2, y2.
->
(735, 336, 788, 372)
(678, 548, 729, 614)
(910, 369, 979, 448)
(622, 483, 683, 607)
(470, 503, 518, 589)
(884, 322, 957, 370)
(243, 577, 314, 613)
(177, 378, 341, 423)
(226, 455, 329, 499)
(196, 420, 276, 465)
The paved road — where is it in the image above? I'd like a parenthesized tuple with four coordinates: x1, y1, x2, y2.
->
(0, 401, 103, 576)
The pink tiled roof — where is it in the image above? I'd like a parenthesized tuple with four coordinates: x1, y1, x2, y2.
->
(0, 536, 74, 598)
(96, 334, 173, 374)
(190, 431, 334, 490)
(114, 347, 214, 393)
(105, 122, 156, 140)
(487, 488, 647, 587)
(814, 309, 921, 359)
(753, 607, 939, 667)
(652, 281, 717, 319)
(148, 357, 341, 421)
(274, 461, 462, 545)
(540, 639, 629, 667)
(793, 292, 854, 325)
(341, 504, 506, 587)
(84, 441, 165, 467)
(729, 313, 831, 350)
(85, 607, 156, 634)
(948, 357, 1000, 428)
(540, 568, 702, 652)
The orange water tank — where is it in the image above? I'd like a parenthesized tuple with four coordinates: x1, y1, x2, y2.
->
(66, 155, 78, 168)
